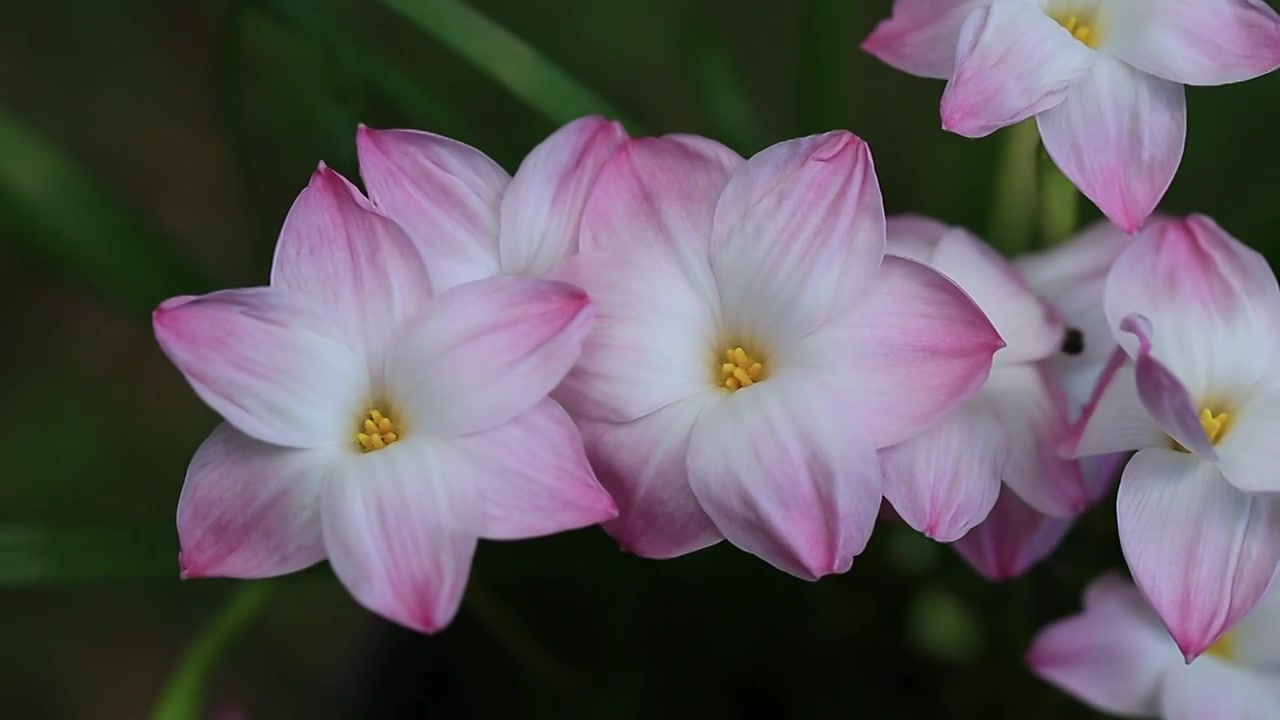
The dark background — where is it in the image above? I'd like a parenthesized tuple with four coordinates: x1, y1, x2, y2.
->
(2, 1, 1276, 717)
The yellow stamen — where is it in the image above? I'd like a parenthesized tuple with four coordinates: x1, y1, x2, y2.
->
(717, 345, 766, 391)
(1052, 10, 1101, 48)
(1200, 407, 1230, 445)
(1206, 630, 1236, 661)
(355, 408, 401, 453)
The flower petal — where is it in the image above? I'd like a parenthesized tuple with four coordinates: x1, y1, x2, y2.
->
(889, 219, 1063, 364)
(356, 126, 507, 291)
(711, 132, 885, 341)
(791, 255, 1003, 449)
(553, 247, 718, 424)
(498, 116, 628, 276)
(1232, 577, 1280, 667)
(1026, 574, 1175, 717)
(448, 398, 616, 540)
(952, 487, 1074, 581)
(1215, 390, 1280, 493)
(177, 423, 328, 579)
(986, 363, 1089, 517)
(1117, 448, 1280, 660)
(861, 0, 988, 79)
(153, 288, 366, 448)
(1037, 58, 1185, 233)
(1159, 657, 1280, 720)
(579, 394, 723, 558)
(1104, 215, 1280, 401)
(1063, 348, 1166, 457)
(686, 373, 882, 579)
(270, 165, 433, 363)
(1120, 314, 1217, 460)
(321, 438, 480, 634)
(1110, 0, 1280, 86)
(940, 0, 1096, 138)
(880, 402, 1007, 542)
(387, 276, 593, 438)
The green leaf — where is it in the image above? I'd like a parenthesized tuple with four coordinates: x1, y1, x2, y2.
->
(986, 118, 1041, 255)
(0, 524, 175, 585)
(151, 582, 275, 720)
(0, 105, 212, 316)
(377, 0, 641, 130)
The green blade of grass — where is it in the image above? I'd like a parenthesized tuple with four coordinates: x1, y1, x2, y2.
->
(0, 105, 212, 316)
(377, 0, 641, 130)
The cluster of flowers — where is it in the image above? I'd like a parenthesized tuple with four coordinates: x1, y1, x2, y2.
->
(153, 0, 1280, 715)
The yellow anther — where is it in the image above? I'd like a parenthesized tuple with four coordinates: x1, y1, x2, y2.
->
(355, 408, 401, 453)
(717, 345, 766, 391)
(1052, 10, 1101, 48)
(1206, 630, 1236, 661)
(1200, 408, 1230, 445)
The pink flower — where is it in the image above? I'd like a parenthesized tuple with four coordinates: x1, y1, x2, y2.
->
(557, 132, 1003, 579)
(1028, 574, 1280, 717)
(355, 115, 628, 292)
(155, 166, 615, 633)
(1064, 215, 1280, 659)
(863, 0, 1280, 232)
(953, 220, 1132, 581)
(879, 216, 1085, 545)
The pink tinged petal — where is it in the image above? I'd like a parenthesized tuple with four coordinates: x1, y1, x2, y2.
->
(1037, 58, 1185, 234)
(986, 363, 1089, 517)
(448, 398, 616, 540)
(711, 132, 886, 340)
(355, 127, 508, 292)
(553, 248, 718, 424)
(498, 116, 629, 276)
(322, 439, 480, 634)
(387, 276, 593, 438)
(880, 402, 1007, 542)
(579, 394, 723, 558)
(1026, 574, 1176, 717)
(686, 374, 883, 579)
(1159, 659, 1280, 720)
(153, 288, 366, 448)
(1104, 215, 1280, 398)
(1216, 390, 1280, 493)
(940, 0, 1096, 138)
(862, 0, 989, 79)
(1063, 348, 1166, 458)
(1111, 0, 1280, 86)
(791, 255, 1004, 449)
(177, 423, 328, 579)
(1121, 314, 1217, 460)
(271, 166, 433, 364)
(1117, 448, 1280, 661)
(952, 487, 1074, 581)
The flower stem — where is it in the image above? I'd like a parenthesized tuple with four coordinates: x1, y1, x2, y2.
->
(151, 582, 274, 720)
(987, 119, 1041, 255)
(1037, 151, 1079, 247)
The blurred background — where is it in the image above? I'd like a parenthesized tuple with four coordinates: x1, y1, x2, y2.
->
(3, 0, 1278, 717)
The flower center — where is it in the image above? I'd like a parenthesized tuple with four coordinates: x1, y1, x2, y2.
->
(1206, 629, 1237, 661)
(718, 346, 766, 391)
(1051, 11, 1101, 48)
(355, 408, 400, 452)
(1199, 407, 1231, 445)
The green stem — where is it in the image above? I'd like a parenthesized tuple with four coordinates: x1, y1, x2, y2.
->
(986, 118, 1041, 255)
(1037, 151, 1079, 246)
(463, 584, 579, 694)
(151, 582, 275, 720)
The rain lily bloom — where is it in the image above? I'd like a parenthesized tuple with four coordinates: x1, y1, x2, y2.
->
(1064, 215, 1280, 659)
(154, 166, 615, 633)
(356, 115, 628, 292)
(557, 131, 1003, 578)
(953, 221, 1131, 580)
(879, 216, 1085, 545)
(862, 0, 1280, 232)
(1028, 574, 1280, 718)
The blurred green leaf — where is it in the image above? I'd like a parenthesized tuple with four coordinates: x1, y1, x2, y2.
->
(0, 106, 212, 316)
(1039, 150, 1079, 246)
(0, 524, 174, 584)
(799, 0, 855, 132)
(987, 119, 1040, 254)
(377, 0, 641, 130)
(683, 9, 768, 154)
(151, 582, 274, 720)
